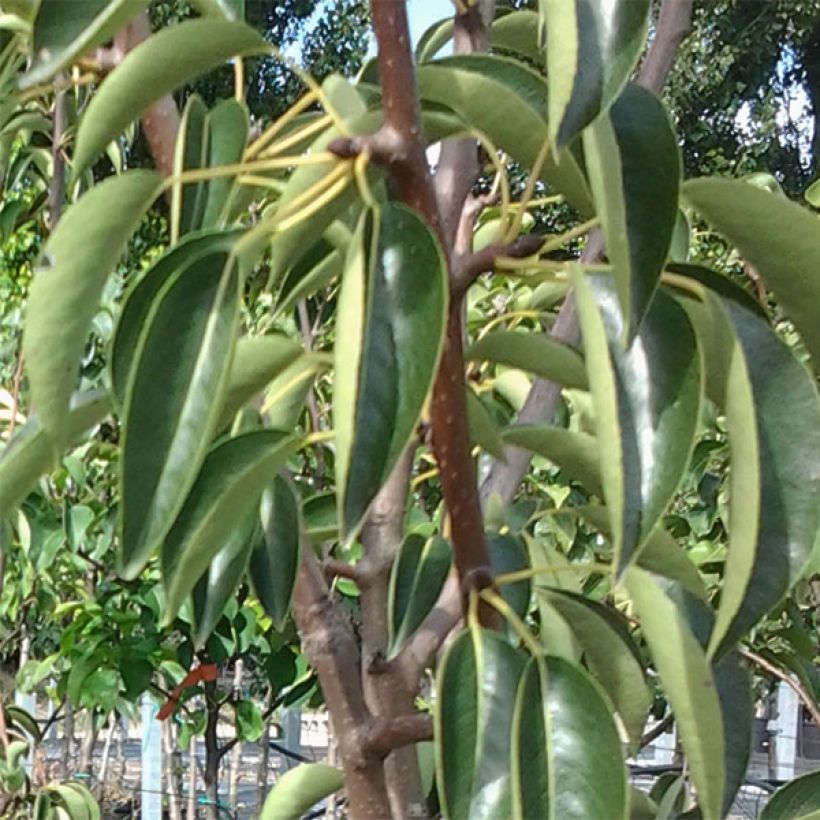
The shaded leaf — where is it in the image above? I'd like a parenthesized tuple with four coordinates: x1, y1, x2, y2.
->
(23, 170, 159, 447)
(335, 204, 446, 542)
(436, 628, 526, 820)
(161, 429, 299, 623)
(574, 271, 701, 575)
(760, 771, 820, 820)
(171, 95, 210, 239)
(72, 19, 267, 177)
(248, 474, 301, 631)
(541, 0, 650, 148)
(274, 238, 343, 318)
(264, 352, 331, 432)
(625, 566, 724, 820)
(684, 177, 820, 372)
(201, 98, 248, 228)
(0, 391, 110, 518)
(388, 534, 452, 657)
(511, 655, 627, 820)
(465, 330, 588, 389)
(466, 388, 507, 461)
(120, 248, 240, 578)
(417, 55, 593, 216)
(583, 83, 681, 339)
(487, 531, 531, 620)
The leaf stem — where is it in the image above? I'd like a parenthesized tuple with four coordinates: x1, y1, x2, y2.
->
(494, 562, 611, 587)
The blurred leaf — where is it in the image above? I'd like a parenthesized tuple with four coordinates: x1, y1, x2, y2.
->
(760, 771, 820, 819)
(234, 699, 263, 741)
(260, 763, 344, 820)
(466, 388, 507, 460)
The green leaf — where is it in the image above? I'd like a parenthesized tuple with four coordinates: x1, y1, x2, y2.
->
(684, 177, 820, 372)
(466, 388, 507, 461)
(436, 628, 526, 820)
(199, 99, 248, 228)
(234, 699, 263, 742)
(666, 262, 767, 320)
(761, 771, 820, 819)
(487, 531, 531, 620)
(491, 10, 542, 64)
(259, 763, 344, 820)
(511, 655, 627, 820)
(417, 55, 593, 216)
(161, 429, 299, 623)
(171, 95, 210, 240)
(72, 19, 267, 177)
(48, 783, 99, 820)
(275, 238, 343, 318)
(263, 352, 331, 432)
(248, 474, 301, 631)
(388, 534, 451, 657)
(544, 589, 650, 751)
(625, 566, 724, 820)
(682, 293, 820, 657)
(22, 170, 159, 447)
(583, 83, 681, 339)
(574, 271, 701, 575)
(0, 391, 110, 518)
(119, 248, 241, 579)
(110, 229, 240, 407)
(501, 425, 603, 497)
(541, 0, 650, 149)
(335, 204, 446, 542)
(219, 335, 303, 429)
(22, 0, 149, 89)
(303, 491, 338, 543)
(465, 331, 588, 390)
(192, 513, 255, 648)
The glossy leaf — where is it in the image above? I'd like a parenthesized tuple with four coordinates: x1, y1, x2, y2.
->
(683, 293, 820, 657)
(72, 19, 267, 177)
(583, 83, 681, 339)
(574, 271, 701, 575)
(172, 95, 210, 239)
(625, 567, 724, 820)
(335, 204, 446, 541)
(120, 250, 240, 578)
(465, 331, 588, 390)
(417, 55, 593, 216)
(487, 531, 531, 620)
(23, 0, 148, 89)
(760, 771, 820, 820)
(511, 655, 627, 820)
(541, 0, 650, 148)
(388, 534, 451, 657)
(191, 513, 256, 648)
(544, 589, 650, 751)
(161, 429, 299, 623)
(248, 474, 301, 631)
(22, 170, 160, 447)
(436, 628, 526, 820)
(684, 177, 820, 371)
(219, 335, 303, 429)
(0, 391, 109, 518)
(111, 229, 240, 406)
(259, 763, 344, 820)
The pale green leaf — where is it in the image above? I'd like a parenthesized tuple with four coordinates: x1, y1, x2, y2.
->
(260, 763, 344, 820)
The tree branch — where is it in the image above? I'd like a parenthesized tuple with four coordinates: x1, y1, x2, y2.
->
(479, 0, 694, 507)
(452, 233, 545, 296)
(364, 713, 434, 759)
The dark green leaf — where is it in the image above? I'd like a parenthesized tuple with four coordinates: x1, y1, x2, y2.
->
(760, 771, 820, 819)
(201, 98, 248, 228)
(120, 249, 240, 578)
(465, 331, 588, 389)
(172, 95, 210, 239)
(684, 177, 820, 372)
(417, 55, 593, 216)
(335, 204, 446, 542)
(511, 655, 627, 820)
(388, 534, 451, 657)
(275, 238, 343, 318)
(248, 474, 301, 631)
(684, 293, 820, 657)
(665, 263, 767, 320)
(436, 628, 526, 820)
(161, 429, 299, 623)
(541, 0, 650, 148)
(583, 83, 681, 339)
(574, 271, 701, 575)
(72, 19, 267, 177)
(487, 531, 531, 620)
(22, 170, 159, 446)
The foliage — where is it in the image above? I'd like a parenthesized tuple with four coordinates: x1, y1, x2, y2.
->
(0, 1, 818, 820)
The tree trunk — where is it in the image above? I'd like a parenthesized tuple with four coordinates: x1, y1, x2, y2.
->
(203, 680, 221, 820)
(77, 711, 98, 780)
(162, 720, 182, 820)
(96, 713, 117, 799)
(228, 661, 243, 810)
(60, 703, 75, 780)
